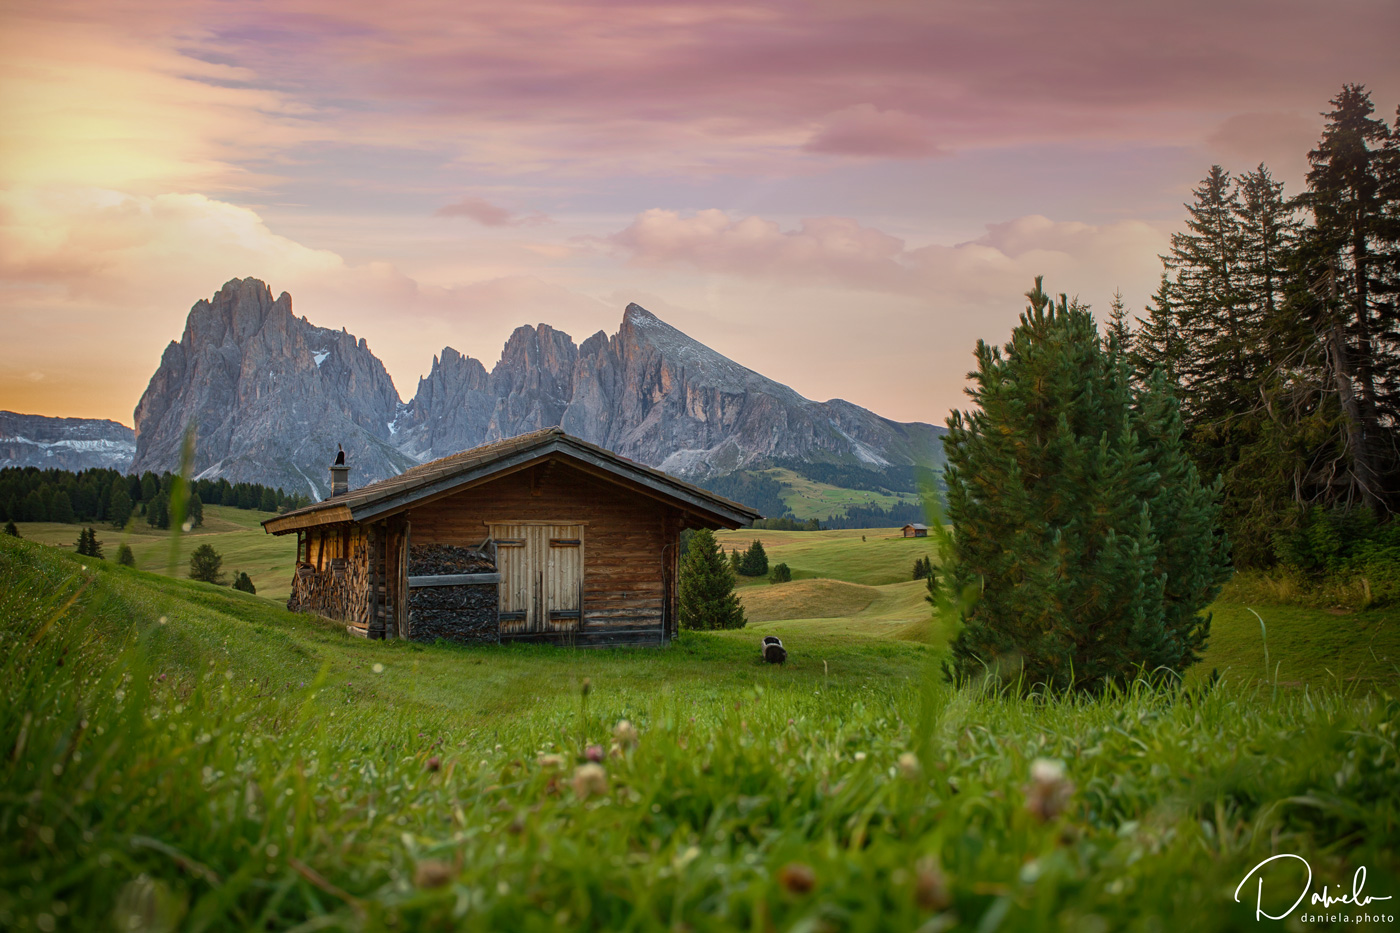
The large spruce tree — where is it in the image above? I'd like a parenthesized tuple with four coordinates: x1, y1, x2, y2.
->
(943, 279, 1230, 693)
(678, 529, 746, 631)
(1292, 84, 1398, 513)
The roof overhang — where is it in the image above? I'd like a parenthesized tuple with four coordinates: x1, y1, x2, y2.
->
(262, 433, 759, 535)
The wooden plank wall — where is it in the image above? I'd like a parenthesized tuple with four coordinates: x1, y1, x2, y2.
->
(407, 462, 678, 644)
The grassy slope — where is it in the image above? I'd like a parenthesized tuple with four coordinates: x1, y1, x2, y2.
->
(2, 535, 1397, 932)
(764, 468, 923, 521)
(10, 504, 297, 601)
(721, 527, 1400, 688)
(718, 527, 941, 587)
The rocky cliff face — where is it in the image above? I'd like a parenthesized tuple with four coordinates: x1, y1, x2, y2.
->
(129, 279, 942, 500)
(0, 411, 135, 471)
(396, 303, 944, 478)
(130, 278, 416, 499)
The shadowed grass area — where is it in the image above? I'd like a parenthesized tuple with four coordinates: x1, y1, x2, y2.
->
(2, 534, 1398, 931)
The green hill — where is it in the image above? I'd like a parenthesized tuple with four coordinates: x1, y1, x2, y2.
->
(9, 504, 297, 600)
(2, 534, 1397, 931)
(720, 527, 1400, 687)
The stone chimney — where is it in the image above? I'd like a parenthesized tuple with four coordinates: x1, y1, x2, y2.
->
(329, 444, 349, 498)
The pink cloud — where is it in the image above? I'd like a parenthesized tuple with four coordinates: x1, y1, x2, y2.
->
(435, 196, 551, 226)
(10, 0, 1395, 179)
(609, 209, 906, 288)
(608, 209, 1168, 303)
(804, 105, 944, 158)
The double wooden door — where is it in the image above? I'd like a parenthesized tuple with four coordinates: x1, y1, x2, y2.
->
(491, 523, 584, 634)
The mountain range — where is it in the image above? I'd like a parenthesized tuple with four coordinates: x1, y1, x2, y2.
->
(9, 278, 945, 516)
(0, 411, 136, 472)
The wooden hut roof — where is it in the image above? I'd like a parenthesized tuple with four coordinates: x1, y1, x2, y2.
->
(261, 427, 761, 535)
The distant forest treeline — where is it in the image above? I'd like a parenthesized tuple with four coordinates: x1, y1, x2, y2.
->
(0, 467, 312, 528)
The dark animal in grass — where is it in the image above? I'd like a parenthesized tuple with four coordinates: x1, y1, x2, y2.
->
(761, 636, 787, 664)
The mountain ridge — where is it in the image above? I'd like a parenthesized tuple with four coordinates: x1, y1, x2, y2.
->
(21, 278, 945, 512)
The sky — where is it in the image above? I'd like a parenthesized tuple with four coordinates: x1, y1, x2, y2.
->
(1, 0, 1396, 428)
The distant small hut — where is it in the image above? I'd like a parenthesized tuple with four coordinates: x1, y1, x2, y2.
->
(261, 428, 759, 647)
(902, 523, 929, 538)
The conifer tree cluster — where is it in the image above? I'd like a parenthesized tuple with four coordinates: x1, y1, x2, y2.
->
(74, 527, 103, 559)
(943, 278, 1231, 693)
(912, 556, 933, 580)
(678, 529, 746, 631)
(232, 571, 257, 594)
(1132, 85, 1399, 565)
(0, 467, 309, 528)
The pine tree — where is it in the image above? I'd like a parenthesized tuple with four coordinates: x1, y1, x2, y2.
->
(1165, 166, 1253, 426)
(1294, 84, 1398, 512)
(86, 527, 103, 559)
(1236, 164, 1303, 360)
(739, 539, 768, 576)
(108, 483, 133, 529)
(188, 543, 224, 584)
(259, 488, 278, 512)
(147, 494, 169, 529)
(75, 527, 91, 556)
(4, 520, 19, 537)
(678, 529, 745, 630)
(51, 490, 75, 524)
(188, 493, 204, 528)
(116, 543, 135, 566)
(942, 278, 1230, 693)
(768, 563, 792, 584)
(1105, 289, 1131, 351)
(232, 571, 257, 594)
(1133, 274, 1185, 382)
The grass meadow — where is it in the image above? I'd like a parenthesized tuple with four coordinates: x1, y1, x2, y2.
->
(1, 527, 1397, 930)
(9, 505, 297, 601)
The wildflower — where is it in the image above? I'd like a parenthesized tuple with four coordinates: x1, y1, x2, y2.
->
(425, 756, 441, 772)
(613, 719, 639, 749)
(778, 862, 816, 894)
(414, 860, 453, 889)
(537, 753, 564, 769)
(914, 857, 950, 910)
(1024, 757, 1074, 822)
(585, 744, 605, 763)
(898, 752, 920, 780)
(572, 763, 608, 798)
(853, 751, 867, 762)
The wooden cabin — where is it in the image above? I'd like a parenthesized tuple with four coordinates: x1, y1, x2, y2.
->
(261, 428, 760, 647)
(901, 523, 929, 538)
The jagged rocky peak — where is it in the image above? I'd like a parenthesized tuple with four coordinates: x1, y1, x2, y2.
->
(130, 278, 416, 500)
(128, 283, 944, 496)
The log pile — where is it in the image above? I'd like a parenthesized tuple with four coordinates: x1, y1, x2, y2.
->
(288, 526, 373, 630)
(408, 542, 494, 575)
(407, 542, 499, 643)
